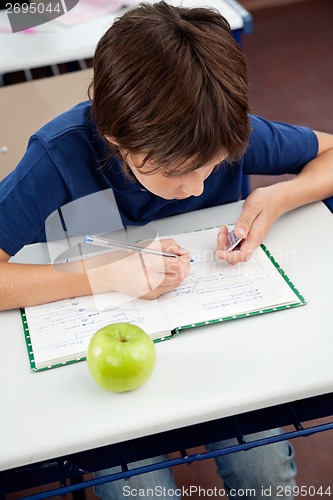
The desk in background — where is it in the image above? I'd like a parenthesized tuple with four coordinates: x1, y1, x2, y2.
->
(0, 0, 252, 182)
(1, 200, 333, 498)
(0, 0, 252, 78)
(0, 69, 93, 181)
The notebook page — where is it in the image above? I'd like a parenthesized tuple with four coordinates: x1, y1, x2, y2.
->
(157, 228, 301, 329)
(25, 293, 170, 369)
(24, 226, 302, 369)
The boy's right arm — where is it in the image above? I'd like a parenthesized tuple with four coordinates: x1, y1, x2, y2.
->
(0, 240, 191, 311)
(0, 248, 92, 311)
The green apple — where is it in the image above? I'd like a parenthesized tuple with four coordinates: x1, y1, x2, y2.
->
(86, 323, 156, 392)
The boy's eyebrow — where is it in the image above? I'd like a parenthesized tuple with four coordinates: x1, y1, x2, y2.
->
(128, 151, 226, 176)
(162, 170, 186, 178)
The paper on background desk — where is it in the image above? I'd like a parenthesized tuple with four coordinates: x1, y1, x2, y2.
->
(55, 0, 138, 26)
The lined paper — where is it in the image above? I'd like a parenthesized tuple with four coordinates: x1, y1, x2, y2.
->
(23, 227, 304, 370)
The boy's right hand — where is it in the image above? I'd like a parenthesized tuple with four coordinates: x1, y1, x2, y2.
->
(84, 238, 191, 300)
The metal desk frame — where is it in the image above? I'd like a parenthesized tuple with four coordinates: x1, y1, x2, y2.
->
(2, 392, 333, 499)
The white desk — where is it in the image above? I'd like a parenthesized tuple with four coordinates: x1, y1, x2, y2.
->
(1, 200, 333, 474)
(0, 0, 250, 75)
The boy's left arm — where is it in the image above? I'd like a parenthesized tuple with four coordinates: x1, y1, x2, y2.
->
(216, 130, 333, 263)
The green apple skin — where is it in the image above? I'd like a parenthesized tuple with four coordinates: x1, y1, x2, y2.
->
(86, 323, 156, 392)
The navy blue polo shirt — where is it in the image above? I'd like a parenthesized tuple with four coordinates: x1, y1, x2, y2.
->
(0, 101, 318, 256)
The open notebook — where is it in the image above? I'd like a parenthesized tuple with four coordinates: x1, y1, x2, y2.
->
(21, 227, 305, 371)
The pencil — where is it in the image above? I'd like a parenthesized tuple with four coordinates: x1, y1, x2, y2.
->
(84, 234, 187, 259)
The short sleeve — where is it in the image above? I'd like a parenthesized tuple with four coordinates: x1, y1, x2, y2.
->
(243, 115, 319, 175)
(0, 137, 69, 255)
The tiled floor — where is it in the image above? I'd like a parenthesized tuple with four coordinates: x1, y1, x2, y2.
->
(243, 0, 333, 131)
(6, 0, 333, 498)
(241, 0, 333, 191)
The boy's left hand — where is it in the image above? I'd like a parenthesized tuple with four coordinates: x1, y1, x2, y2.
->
(215, 185, 286, 264)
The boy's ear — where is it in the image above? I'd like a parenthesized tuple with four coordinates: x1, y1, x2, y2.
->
(104, 135, 119, 147)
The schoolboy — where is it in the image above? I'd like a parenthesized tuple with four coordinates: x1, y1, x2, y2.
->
(1, 2, 333, 498)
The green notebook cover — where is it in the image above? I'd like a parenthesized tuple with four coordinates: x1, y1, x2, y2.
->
(21, 228, 306, 372)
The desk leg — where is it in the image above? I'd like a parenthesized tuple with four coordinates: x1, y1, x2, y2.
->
(70, 476, 86, 500)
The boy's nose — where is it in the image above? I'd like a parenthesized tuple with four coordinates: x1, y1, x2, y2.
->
(180, 174, 204, 197)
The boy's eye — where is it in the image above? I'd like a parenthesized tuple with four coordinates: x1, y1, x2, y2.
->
(163, 171, 185, 179)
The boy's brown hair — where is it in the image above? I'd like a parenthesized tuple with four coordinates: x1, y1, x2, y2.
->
(89, 1, 251, 175)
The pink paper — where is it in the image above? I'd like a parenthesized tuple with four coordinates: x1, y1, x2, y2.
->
(55, 0, 138, 26)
